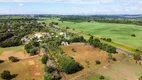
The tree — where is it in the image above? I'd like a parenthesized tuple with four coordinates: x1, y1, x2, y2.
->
(30, 48, 39, 56)
(43, 74, 54, 80)
(41, 55, 48, 64)
(0, 60, 4, 63)
(139, 76, 142, 80)
(134, 54, 141, 61)
(99, 75, 105, 79)
(32, 42, 40, 47)
(1, 70, 12, 80)
(8, 56, 19, 62)
(96, 60, 101, 64)
(44, 66, 55, 73)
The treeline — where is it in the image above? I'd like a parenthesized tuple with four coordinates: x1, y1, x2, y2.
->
(89, 36, 116, 53)
(60, 17, 142, 25)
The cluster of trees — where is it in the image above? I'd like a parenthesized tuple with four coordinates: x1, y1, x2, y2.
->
(0, 18, 45, 47)
(60, 17, 142, 25)
(44, 39, 83, 74)
(70, 36, 86, 43)
(101, 38, 112, 42)
(24, 41, 40, 56)
(89, 37, 116, 53)
(0, 37, 22, 47)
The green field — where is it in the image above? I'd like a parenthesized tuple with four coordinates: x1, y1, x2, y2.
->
(59, 21, 142, 50)
(0, 46, 24, 55)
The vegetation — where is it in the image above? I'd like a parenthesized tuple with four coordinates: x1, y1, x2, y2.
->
(24, 42, 39, 56)
(0, 70, 17, 80)
(89, 38, 116, 53)
(96, 60, 101, 64)
(41, 55, 48, 64)
(8, 56, 19, 62)
(133, 54, 141, 61)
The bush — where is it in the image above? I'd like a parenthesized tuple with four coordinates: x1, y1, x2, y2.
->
(106, 38, 112, 42)
(8, 56, 19, 62)
(72, 48, 76, 52)
(44, 66, 55, 73)
(139, 76, 142, 80)
(112, 58, 117, 61)
(96, 60, 101, 64)
(131, 34, 136, 37)
(30, 48, 39, 56)
(1, 70, 12, 80)
(43, 74, 54, 80)
(134, 54, 141, 61)
(99, 75, 105, 79)
(0, 60, 4, 63)
(41, 55, 48, 64)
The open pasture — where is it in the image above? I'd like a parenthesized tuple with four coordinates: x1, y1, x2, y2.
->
(59, 21, 142, 50)
(0, 56, 44, 80)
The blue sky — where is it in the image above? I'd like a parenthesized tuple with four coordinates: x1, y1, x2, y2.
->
(0, 0, 141, 15)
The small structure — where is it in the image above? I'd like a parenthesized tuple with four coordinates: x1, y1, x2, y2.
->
(61, 41, 69, 46)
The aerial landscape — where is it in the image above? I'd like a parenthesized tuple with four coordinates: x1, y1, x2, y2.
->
(0, 0, 142, 80)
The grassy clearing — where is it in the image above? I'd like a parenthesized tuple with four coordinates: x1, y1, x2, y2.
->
(0, 56, 44, 80)
(0, 46, 25, 55)
(96, 53, 142, 80)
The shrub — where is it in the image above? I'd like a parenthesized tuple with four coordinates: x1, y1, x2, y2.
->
(99, 75, 105, 79)
(139, 76, 142, 80)
(30, 48, 39, 56)
(72, 48, 76, 52)
(112, 58, 117, 61)
(131, 34, 136, 37)
(8, 56, 19, 62)
(134, 54, 141, 61)
(41, 55, 48, 64)
(44, 66, 55, 73)
(106, 38, 112, 42)
(1, 70, 12, 80)
(96, 60, 101, 64)
(43, 74, 54, 80)
(0, 60, 4, 63)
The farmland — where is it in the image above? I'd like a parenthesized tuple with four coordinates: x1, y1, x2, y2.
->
(60, 21, 142, 50)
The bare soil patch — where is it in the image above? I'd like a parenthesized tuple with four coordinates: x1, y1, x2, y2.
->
(0, 50, 29, 60)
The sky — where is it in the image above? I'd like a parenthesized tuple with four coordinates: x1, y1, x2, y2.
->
(0, 0, 141, 15)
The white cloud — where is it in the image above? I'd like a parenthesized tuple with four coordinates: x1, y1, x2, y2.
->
(18, 3, 23, 6)
(0, 0, 114, 4)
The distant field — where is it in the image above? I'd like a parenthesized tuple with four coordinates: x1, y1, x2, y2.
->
(60, 21, 142, 50)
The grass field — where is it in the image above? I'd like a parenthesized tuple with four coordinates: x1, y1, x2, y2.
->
(0, 56, 44, 80)
(60, 21, 142, 50)
(61, 43, 142, 80)
(0, 46, 25, 55)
